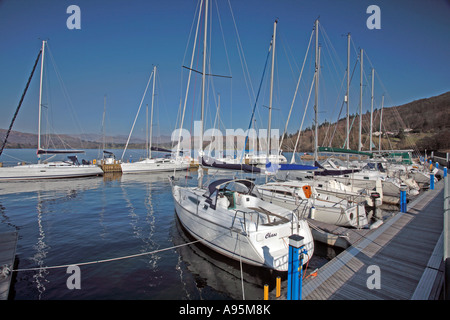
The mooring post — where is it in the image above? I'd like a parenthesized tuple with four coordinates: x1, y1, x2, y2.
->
(264, 284, 269, 300)
(400, 186, 407, 213)
(445, 167, 448, 178)
(276, 276, 281, 298)
(287, 234, 305, 300)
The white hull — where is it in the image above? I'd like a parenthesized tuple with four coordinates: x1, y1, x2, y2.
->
(257, 181, 368, 228)
(121, 158, 189, 174)
(171, 183, 313, 271)
(0, 162, 103, 181)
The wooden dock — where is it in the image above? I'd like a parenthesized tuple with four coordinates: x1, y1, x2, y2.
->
(99, 160, 122, 173)
(300, 179, 445, 300)
(0, 231, 18, 300)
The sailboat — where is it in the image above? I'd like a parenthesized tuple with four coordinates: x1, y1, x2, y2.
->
(256, 180, 369, 228)
(120, 66, 190, 174)
(0, 41, 103, 181)
(171, 1, 313, 271)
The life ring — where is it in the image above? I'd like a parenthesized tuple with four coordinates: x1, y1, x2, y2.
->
(302, 185, 312, 198)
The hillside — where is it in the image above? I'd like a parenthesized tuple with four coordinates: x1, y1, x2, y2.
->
(2, 91, 449, 153)
(281, 91, 450, 153)
(0, 129, 171, 150)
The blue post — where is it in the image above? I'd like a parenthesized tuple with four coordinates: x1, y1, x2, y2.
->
(436, 162, 439, 169)
(287, 234, 305, 300)
(430, 173, 435, 190)
(400, 186, 407, 213)
(445, 167, 448, 178)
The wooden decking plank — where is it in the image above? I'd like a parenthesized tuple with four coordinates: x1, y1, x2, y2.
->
(303, 179, 444, 300)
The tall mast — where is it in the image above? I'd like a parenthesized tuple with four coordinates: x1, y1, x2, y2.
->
(313, 19, 319, 162)
(369, 68, 374, 151)
(176, 0, 203, 159)
(267, 19, 277, 159)
(346, 33, 350, 149)
(146, 103, 149, 157)
(198, 0, 208, 188)
(37, 40, 46, 160)
(359, 48, 363, 151)
(102, 95, 106, 152)
(149, 65, 156, 159)
(200, 0, 208, 156)
(379, 95, 384, 152)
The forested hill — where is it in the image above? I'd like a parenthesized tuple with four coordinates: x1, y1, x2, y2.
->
(281, 91, 450, 152)
(2, 91, 449, 152)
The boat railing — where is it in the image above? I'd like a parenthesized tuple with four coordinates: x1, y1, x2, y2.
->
(231, 209, 260, 234)
(293, 200, 309, 219)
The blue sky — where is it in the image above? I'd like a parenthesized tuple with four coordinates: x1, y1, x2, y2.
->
(0, 0, 449, 141)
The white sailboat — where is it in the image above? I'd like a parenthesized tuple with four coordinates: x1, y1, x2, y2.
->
(120, 66, 190, 174)
(171, 178, 313, 270)
(257, 180, 369, 228)
(171, 2, 313, 271)
(0, 41, 103, 181)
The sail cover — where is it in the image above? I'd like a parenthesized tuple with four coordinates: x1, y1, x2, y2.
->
(37, 149, 85, 155)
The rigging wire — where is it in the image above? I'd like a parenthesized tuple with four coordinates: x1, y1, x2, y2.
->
(279, 29, 314, 153)
(0, 48, 42, 157)
(121, 70, 154, 161)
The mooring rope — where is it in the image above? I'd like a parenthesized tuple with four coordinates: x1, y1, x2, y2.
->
(11, 237, 206, 273)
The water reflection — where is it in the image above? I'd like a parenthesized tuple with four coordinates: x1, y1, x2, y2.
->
(31, 193, 49, 300)
(173, 215, 282, 300)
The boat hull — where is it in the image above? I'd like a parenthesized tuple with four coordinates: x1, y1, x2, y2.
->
(0, 163, 103, 180)
(121, 158, 189, 174)
(172, 185, 313, 271)
(257, 183, 368, 228)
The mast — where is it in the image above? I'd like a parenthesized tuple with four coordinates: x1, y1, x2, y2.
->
(176, 0, 203, 159)
(146, 103, 149, 157)
(379, 95, 384, 152)
(359, 48, 363, 151)
(198, 0, 208, 188)
(37, 40, 46, 161)
(313, 19, 319, 162)
(102, 95, 106, 152)
(267, 19, 277, 159)
(200, 0, 208, 156)
(369, 68, 374, 151)
(149, 65, 156, 159)
(346, 33, 350, 149)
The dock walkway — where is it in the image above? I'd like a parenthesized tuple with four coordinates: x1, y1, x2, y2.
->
(301, 179, 445, 300)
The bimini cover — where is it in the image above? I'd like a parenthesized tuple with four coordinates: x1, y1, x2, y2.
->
(206, 179, 255, 197)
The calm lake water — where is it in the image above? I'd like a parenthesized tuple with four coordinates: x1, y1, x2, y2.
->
(0, 149, 340, 300)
